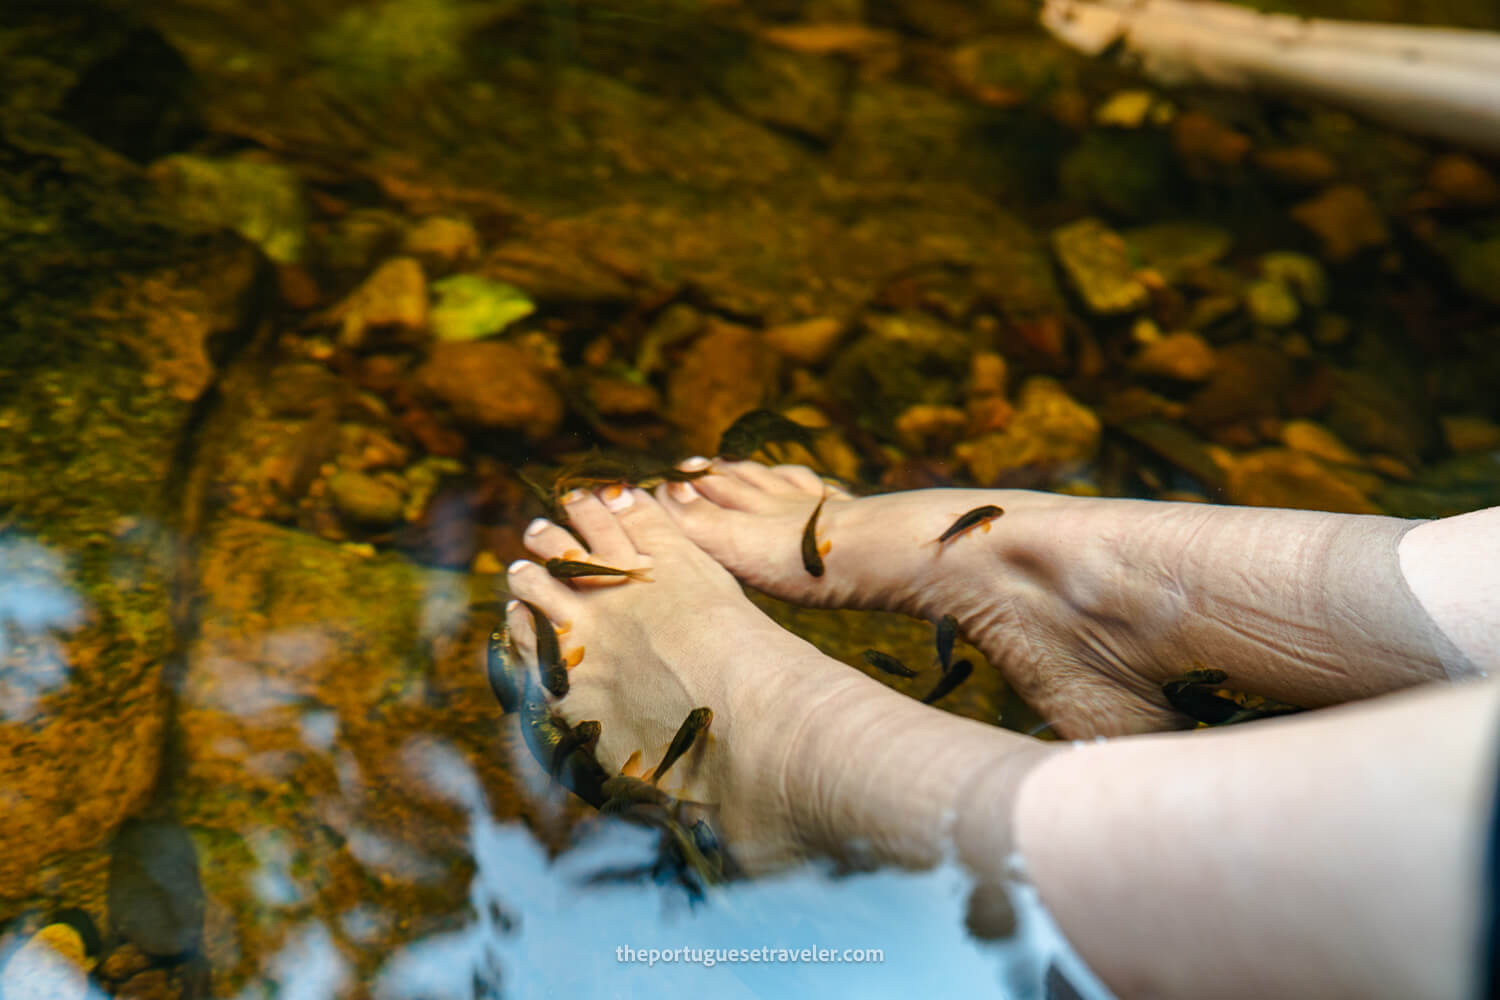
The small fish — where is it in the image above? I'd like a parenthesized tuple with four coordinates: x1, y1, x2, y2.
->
(934, 614, 959, 673)
(921, 658, 973, 705)
(801, 495, 832, 578)
(601, 774, 673, 813)
(573, 719, 602, 754)
(519, 600, 570, 697)
(649, 707, 714, 785)
(521, 678, 608, 807)
(544, 558, 653, 583)
(718, 409, 820, 462)
(486, 627, 523, 713)
(548, 718, 603, 777)
(931, 505, 1005, 546)
(861, 648, 918, 678)
(1161, 669, 1303, 726)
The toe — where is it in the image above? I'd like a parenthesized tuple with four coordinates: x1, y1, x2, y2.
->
(688, 462, 779, 511)
(722, 460, 800, 496)
(522, 517, 589, 561)
(610, 487, 694, 555)
(506, 559, 583, 622)
(559, 490, 636, 561)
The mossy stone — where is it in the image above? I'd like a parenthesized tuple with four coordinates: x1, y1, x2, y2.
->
(826, 313, 972, 434)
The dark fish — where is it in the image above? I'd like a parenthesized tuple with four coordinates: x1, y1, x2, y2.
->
(544, 558, 652, 583)
(600, 774, 672, 813)
(573, 719, 602, 754)
(551, 454, 712, 498)
(520, 678, 608, 807)
(1161, 669, 1304, 726)
(107, 817, 205, 964)
(801, 495, 831, 578)
(649, 707, 713, 785)
(861, 648, 918, 678)
(548, 719, 603, 777)
(934, 614, 959, 673)
(486, 627, 523, 713)
(932, 505, 1004, 546)
(921, 658, 973, 705)
(519, 599, 569, 697)
(718, 409, 820, 462)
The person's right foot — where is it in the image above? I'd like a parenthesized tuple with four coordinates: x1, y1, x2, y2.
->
(658, 459, 1185, 736)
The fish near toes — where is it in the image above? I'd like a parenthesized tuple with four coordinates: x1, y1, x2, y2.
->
(921, 658, 973, 705)
(801, 495, 830, 578)
(931, 505, 1004, 548)
(649, 707, 713, 785)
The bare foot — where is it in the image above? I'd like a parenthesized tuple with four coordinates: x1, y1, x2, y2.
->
(504, 486, 1043, 873)
(657, 460, 1187, 736)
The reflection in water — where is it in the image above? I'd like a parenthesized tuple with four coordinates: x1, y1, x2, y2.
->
(358, 741, 1111, 1000)
(0, 537, 87, 722)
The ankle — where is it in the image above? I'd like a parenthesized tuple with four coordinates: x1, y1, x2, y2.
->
(777, 672, 1049, 869)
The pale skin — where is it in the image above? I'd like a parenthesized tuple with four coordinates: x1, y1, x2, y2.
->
(504, 458, 1500, 1000)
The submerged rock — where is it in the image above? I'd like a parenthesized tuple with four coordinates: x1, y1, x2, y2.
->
(415, 340, 563, 439)
(666, 320, 779, 457)
(1185, 342, 1292, 432)
(1324, 368, 1436, 467)
(763, 316, 845, 367)
(718, 41, 850, 142)
(150, 155, 308, 264)
(1448, 235, 1500, 307)
(328, 470, 407, 527)
(402, 216, 480, 269)
(955, 377, 1100, 485)
(327, 256, 428, 349)
(1123, 222, 1231, 283)
(428, 275, 535, 342)
(1226, 449, 1380, 514)
(1253, 147, 1339, 188)
(1245, 279, 1300, 327)
(826, 313, 972, 434)
(1130, 331, 1217, 382)
(1280, 420, 1362, 466)
(1426, 154, 1500, 210)
(1291, 185, 1389, 261)
(1051, 218, 1150, 314)
(1441, 414, 1500, 454)
(1259, 252, 1328, 308)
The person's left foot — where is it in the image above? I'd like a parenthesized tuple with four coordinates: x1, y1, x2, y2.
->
(505, 486, 880, 872)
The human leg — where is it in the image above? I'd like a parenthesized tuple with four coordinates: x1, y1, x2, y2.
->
(1008, 677, 1500, 999)
(660, 461, 1472, 736)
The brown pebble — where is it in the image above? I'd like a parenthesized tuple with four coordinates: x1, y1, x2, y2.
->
(1252, 147, 1338, 188)
(1291, 186, 1389, 261)
(1427, 154, 1500, 209)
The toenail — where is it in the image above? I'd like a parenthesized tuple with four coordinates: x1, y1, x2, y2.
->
(560, 489, 587, 505)
(505, 599, 521, 616)
(525, 518, 549, 536)
(669, 481, 698, 503)
(601, 486, 635, 512)
(507, 559, 533, 575)
(680, 456, 710, 471)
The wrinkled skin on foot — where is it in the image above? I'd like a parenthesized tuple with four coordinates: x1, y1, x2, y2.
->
(655, 460, 1188, 737)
